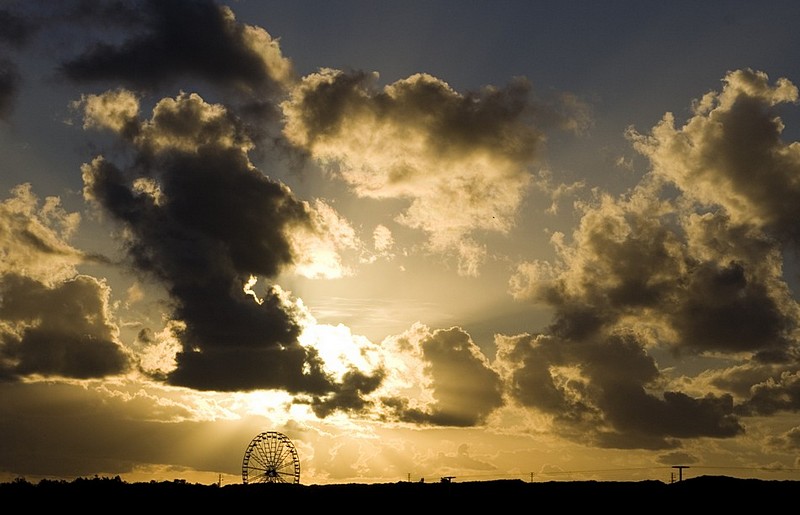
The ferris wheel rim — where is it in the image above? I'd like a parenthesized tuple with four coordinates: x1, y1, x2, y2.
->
(242, 431, 301, 485)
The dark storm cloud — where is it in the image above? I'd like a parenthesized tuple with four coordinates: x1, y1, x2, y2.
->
(60, 0, 294, 99)
(505, 69, 800, 448)
(703, 359, 800, 418)
(417, 327, 504, 426)
(515, 187, 797, 359)
(736, 371, 800, 416)
(505, 189, 792, 446)
(381, 325, 504, 427)
(671, 260, 793, 356)
(309, 368, 385, 419)
(496, 331, 742, 450)
(0, 273, 133, 381)
(0, 183, 130, 382)
(77, 89, 388, 403)
(625, 69, 800, 416)
(80, 91, 345, 394)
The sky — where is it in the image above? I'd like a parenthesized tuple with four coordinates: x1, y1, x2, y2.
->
(2, 0, 800, 485)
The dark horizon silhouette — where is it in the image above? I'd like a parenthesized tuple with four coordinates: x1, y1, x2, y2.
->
(3, 474, 797, 509)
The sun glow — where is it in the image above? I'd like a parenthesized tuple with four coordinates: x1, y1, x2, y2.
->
(298, 322, 384, 381)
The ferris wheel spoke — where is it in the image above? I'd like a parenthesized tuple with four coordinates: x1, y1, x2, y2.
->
(250, 451, 268, 468)
(273, 454, 290, 468)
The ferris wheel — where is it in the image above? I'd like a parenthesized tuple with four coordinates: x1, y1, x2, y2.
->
(241, 431, 301, 484)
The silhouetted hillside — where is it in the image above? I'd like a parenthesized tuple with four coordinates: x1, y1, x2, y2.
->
(2, 475, 796, 510)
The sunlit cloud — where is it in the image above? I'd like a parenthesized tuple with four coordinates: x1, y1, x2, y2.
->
(0, 183, 82, 284)
(282, 68, 589, 275)
(288, 198, 361, 279)
(629, 69, 800, 242)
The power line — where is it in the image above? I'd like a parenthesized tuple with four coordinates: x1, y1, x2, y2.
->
(409, 464, 800, 483)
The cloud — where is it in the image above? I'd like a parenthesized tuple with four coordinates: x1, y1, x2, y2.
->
(379, 324, 504, 427)
(77, 87, 140, 134)
(60, 0, 295, 99)
(0, 273, 133, 380)
(287, 198, 362, 279)
(78, 89, 362, 396)
(504, 69, 800, 449)
(372, 225, 394, 254)
(629, 68, 800, 244)
(778, 426, 800, 450)
(738, 370, 800, 416)
(494, 331, 742, 450)
(0, 184, 132, 381)
(511, 180, 798, 360)
(0, 183, 83, 283)
(282, 69, 590, 276)
(67, 65, 799, 436)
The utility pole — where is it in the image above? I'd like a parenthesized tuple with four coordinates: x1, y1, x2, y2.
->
(672, 465, 689, 482)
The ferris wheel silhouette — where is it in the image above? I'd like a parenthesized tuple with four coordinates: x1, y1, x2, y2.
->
(241, 431, 301, 484)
